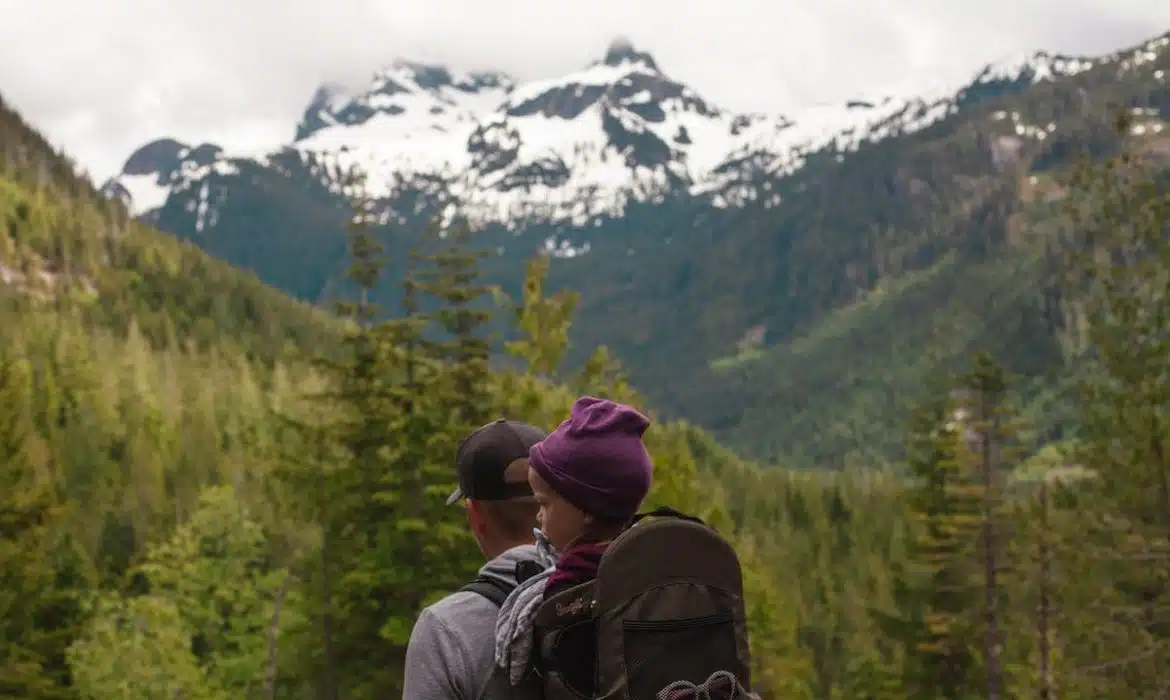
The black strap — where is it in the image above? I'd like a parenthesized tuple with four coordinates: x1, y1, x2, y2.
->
(460, 559, 545, 608)
(630, 505, 708, 527)
(515, 559, 544, 585)
(459, 576, 516, 608)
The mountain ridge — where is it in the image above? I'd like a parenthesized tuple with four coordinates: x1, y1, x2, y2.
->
(92, 31, 1170, 463)
(100, 36, 1121, 232)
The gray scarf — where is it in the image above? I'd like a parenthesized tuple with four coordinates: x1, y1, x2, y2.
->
(493, 529, 558, 686)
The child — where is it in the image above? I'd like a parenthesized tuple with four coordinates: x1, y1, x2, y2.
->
(528, 395, 653, 596)
(493, 396, 654, 690)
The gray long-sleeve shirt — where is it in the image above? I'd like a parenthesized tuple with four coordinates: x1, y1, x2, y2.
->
(402, 544, 540, 700)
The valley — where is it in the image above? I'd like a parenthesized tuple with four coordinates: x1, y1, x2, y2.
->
(97, 33, 1170, 465)
(3, 23, 1170, 700)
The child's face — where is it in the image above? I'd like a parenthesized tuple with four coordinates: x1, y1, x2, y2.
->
(528, 466, 589, 551)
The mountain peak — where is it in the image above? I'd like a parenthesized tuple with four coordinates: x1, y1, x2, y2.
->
(378, 59, 515, 93)
(600, 37, 659, 72)
(104, 25, 1170, 230)
(294, 59, 516, 142)
(121, 138, 188, 176)
(382, 59, 455, 90)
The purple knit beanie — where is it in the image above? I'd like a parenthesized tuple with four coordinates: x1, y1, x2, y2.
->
(529, 396, 653, 522)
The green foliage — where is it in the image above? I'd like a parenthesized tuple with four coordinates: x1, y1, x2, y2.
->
(67, 594, 212, 700)
(877, 374, 985, 699)
(1053, 112, 1170, 697)
(93, 37, 1170, 471)
(10, 88, 1170, 700)
(0, 98, 340, 370)
(414, 218, 496, 426)
(0, 352, 83, 700)
(504, 255, 579, 378)
(67, 486, 295, 700)
(136, 486, 291, 694)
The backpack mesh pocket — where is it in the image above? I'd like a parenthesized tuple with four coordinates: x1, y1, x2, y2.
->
(622, 612, 738, 700)
(546, 619, 596, 697)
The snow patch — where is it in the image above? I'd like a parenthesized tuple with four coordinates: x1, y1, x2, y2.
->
(117, 173, 170, 216)
(103, 32, 1170, 237)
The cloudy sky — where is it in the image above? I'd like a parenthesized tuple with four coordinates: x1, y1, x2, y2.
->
(3, 0, 1169, 182)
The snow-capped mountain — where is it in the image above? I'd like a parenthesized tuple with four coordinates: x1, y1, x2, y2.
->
(103, 36, 1158, 235)
(93, 31, 1170, 461)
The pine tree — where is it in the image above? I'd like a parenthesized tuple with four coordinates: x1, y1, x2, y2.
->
(1033, 478, 1055, 700)
(415, 217, 494, 428)
(288, 214, 498, 697)
(575, 345, 636, 403)
(954, 352, 1020, 700)
(505, 255, 579, 379)
(1024, 477, 1062, 700)
(1057, 108, 1170, 695)
(276, 205, 500, 698)
(336, 168, 386, 328)
(271, 169, 395, 700)
(0, 353, 79, 699)
(270, 398, 344, 700)
(875, 372, 984, 700)
(340, 247, 443, 697)
(383, 250, 428, 413)
(840, 648, 903, 700)
(68, 485, 292, 700)
(497, 254, 580, 418)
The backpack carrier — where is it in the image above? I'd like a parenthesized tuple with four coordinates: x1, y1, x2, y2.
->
(531, 507, 755, 700)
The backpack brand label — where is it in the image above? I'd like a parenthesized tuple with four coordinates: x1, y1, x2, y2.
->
(555, 596, 592, 617)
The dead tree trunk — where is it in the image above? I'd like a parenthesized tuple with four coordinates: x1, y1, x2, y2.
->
(264, 572, 296, 700)
(1038, 478, 1052, 700)
(978, 388, 1003, 700)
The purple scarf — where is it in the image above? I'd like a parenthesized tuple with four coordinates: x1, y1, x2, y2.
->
(545, 541, 609, 594)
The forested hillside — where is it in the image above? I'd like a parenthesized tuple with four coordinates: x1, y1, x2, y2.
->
(0, 93, 817, 698)
(6, 90, 1170, 700)
(96, 32, 1170, 468)
(612, 40, 1170, 466)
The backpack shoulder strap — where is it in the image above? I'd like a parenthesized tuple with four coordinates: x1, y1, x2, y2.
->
(459, 575, 515, 608)
(460, 558, 544, 608)
(629, 505, 709, 527)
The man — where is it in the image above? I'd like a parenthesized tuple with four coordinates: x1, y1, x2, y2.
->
(403, 418, 547, 700)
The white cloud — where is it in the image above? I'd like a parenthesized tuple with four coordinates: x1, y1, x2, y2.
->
(1, 0, 1168, 181)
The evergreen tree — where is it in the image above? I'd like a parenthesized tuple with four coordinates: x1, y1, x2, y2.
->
(341, 241, 470, 698)
(1034, 478, 1054, 700)
(840, 648, 903, 700)
(275, 207, 495, 698)
(1007, 474, 1073, 700)
(495, 255, 580, 420)
(336, 168, 386, 328)
(875, 372, 984, 700)
(505, 255, 579, 379)
(954, 352, 1020, 700)
(68, 485, 296, 700)
(271, 170, 396, 700)
(67, 594, 210, 700)
(1058, 109, 1170, 695)
(354, 218, 502, 694)
(0, 353, 79, 699)
(415, 217, 494, 428)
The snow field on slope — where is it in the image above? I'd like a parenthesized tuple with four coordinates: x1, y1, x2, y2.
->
(112, 31, 1170, 228)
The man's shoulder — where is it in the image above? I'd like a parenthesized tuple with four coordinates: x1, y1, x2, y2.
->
(408, 588, 501, 689)
(414, 544, 544, 640)
(404, 590, 503, 700)
(426, 588, 492, 614)
(422, 588, 500, 632)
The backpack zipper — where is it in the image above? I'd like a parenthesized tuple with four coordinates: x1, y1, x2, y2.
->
(622, 612, 733, 631)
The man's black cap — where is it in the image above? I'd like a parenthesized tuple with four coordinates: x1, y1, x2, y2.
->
(445, 418, 548, 505)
